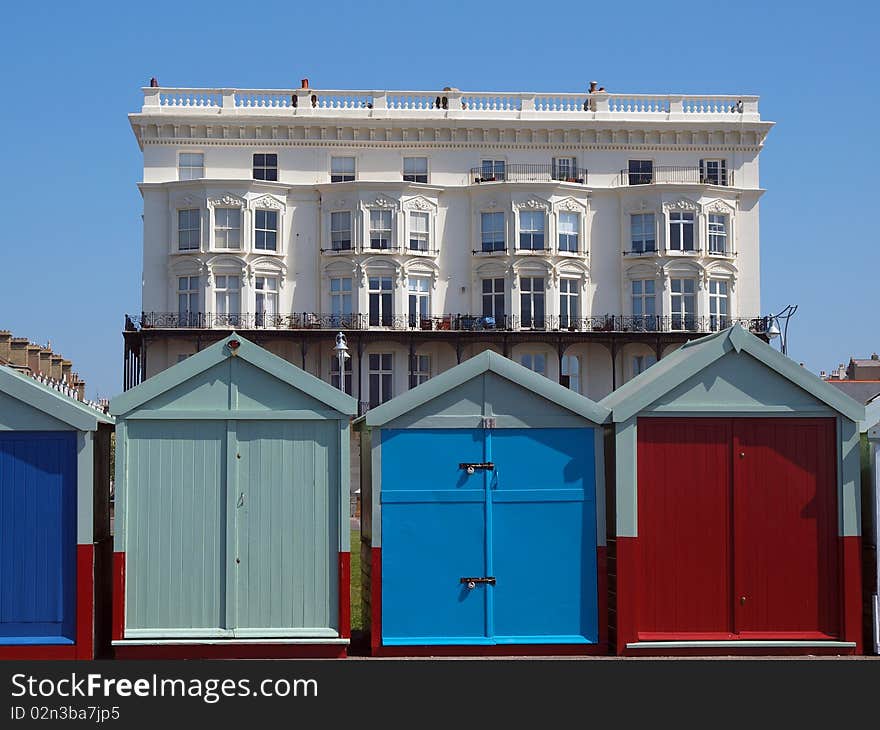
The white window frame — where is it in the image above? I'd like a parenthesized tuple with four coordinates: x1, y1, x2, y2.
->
(368, 353, 394, 408)
(630, 213, 656, 253)
(368, 275, 394, 326)
(213, 273, 242, 326)
(519, 276, 546, 329)
(709, 279, 730, 331)
(518, 210, 546, 251)
(213, 207, 242, 250)
(177, 275, 200, 326)
(408, 276, 431, 326)
(330, 276, 353, 323)
(178, 152, 204, 181)
(331, 156, 356, 182)
(480, 211, 506, 252)
(330, 211, 353, 251)
(670, 278, 697, 330)
(330, 355, 353, 395)
(701, 158, 728, 186)
(708, 213, 728, 255)
(254, 209, 279, 252)
(559, 278, 580, 329)
(408, 211, 430, 252)
(177, 208, 201, 251)
(479, 158, 506, 181)
(369, 209, 393, 250)
(520, 352, 547, 376)
(561, 354, 580, 393)
(403, 157, 429, 183)
(254, 275, 279, 327)
(411, 353, 431, 387)
(627, 159, 654, 185)
(668, 211, 696, 252)
(552, 157, 580, 182)
(558, 211, 580, 253)
(481, 277, 505, 322)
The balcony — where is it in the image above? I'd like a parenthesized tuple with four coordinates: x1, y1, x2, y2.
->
(127, 312, 768, 335)
(140, 87, 762, 123)
(470, 164, 587, 185)
(618, 165, 734, 186)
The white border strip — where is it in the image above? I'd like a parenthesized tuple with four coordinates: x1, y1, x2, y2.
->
(627, 640, 856, 649)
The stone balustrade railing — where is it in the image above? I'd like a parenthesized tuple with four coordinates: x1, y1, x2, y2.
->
(140, 87, 761, 121)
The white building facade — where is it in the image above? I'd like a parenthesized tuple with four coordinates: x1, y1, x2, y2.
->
(125, 83, 773, 408)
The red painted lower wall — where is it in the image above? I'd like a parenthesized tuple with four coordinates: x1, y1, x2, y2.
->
(338, 551, 351, 639)
(615, 535, 862, 656)
(842, 535, 863, 653)
(0, 544, 95, 661)
(112, 552, 125, 642)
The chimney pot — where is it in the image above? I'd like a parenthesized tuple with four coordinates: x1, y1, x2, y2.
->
(588, 81, 597, 93)
(150, 76, 159, 88)
(872, 353, 879, 360)
(301, 78, 309, 89)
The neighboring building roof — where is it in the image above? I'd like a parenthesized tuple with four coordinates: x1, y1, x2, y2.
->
(110, 332, 357, 417)
(599, 325, 866, 424)
(0, 365, 113, 430)
(358, 349, 610, 428)
(825, 380, 880, 407)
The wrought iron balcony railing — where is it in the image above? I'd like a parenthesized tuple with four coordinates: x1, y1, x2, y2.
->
(618, 165, 734, 186)
(470, 163, 587, 184)
(127, 312, 768, 335)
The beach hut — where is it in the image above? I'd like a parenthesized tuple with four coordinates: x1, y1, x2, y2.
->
(0, 366, 113, 659)
(110, 333, 356, 658)
(601, 325, 865, 655)
(356, 350, 610, 655)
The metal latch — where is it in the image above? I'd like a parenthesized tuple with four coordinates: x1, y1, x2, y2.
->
(459, 462, 494, 475)
(460, 577, 496, 590)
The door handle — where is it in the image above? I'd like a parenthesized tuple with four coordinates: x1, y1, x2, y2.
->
(461, 577, 496, 589)
(459, 462, 495, 475)
(237, 492, 245, 508)
(740, 596, 746, 606)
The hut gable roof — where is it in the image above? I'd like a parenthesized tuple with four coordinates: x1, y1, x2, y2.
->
(0, 365, 113, 431)
(110, 333, 357, 417)
(600, 325, 865, 424)
(359, 349, 609, 428)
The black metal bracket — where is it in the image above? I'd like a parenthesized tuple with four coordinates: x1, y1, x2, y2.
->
(460, 577, 496, 585)
(459, 462, 495, 471)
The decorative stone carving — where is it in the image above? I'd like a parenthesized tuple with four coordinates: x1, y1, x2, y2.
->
(704, 199, 735, 214)
(209, 193, 245, 207)
(403, 197, 433, 211)
(557, 198, 584, 212)
(514, 198, 551, 211)
(662, 198, 700, 212)
(372, 195, 397, 208)
(251, 194, 283, 210)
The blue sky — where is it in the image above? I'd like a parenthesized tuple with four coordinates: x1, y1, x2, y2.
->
(0, 1, 876, 398)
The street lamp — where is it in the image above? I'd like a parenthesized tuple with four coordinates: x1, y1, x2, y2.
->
(765, 304, 798, 356)
(333, 332, 350, 392)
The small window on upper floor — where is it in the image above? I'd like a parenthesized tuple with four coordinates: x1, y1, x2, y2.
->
(479, 159, 506, 181)
(701, 159, 728, 186)
(628, 160, 653, 185)
(254, 209, 278, 251)
(552, 157, 579, 182)
(178, 153, 204, 181)
(331, 156, 356, 182)
(403, 157, 428, 183)
(253, 153, 278, 181)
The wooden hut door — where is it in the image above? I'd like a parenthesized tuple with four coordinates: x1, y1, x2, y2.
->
(732, 418, 839, 637)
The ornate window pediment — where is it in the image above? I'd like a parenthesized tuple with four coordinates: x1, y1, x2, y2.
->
(208, 193, 246, 208)
(662, 197, 700, 212)
(623, 261, 663, 280)
(250, 193, 285, 210)
(513, 196, 551, 211)
(366, 194, 399, 210)
(402, 195, 437, 212)
(555, 197, 588, 213)
(703, 198, 736, 215)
